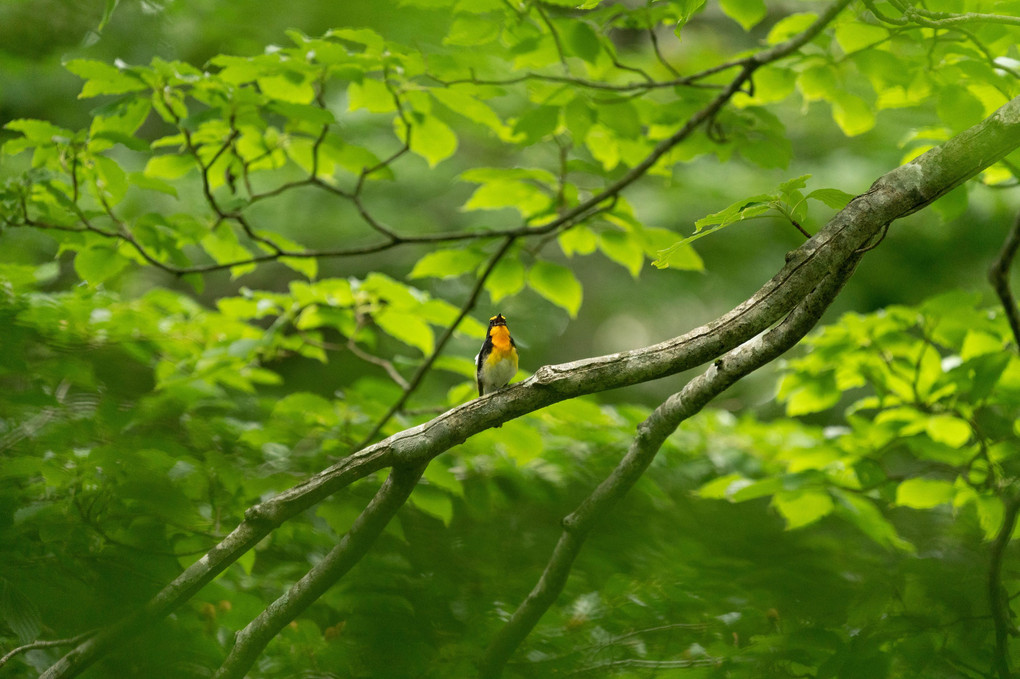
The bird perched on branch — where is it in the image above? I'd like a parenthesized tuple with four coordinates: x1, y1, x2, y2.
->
(475, 313, 519, 397)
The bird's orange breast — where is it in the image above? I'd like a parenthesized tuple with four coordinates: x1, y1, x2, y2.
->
(488, 325, 512, 356)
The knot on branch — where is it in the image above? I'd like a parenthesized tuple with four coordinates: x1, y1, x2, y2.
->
(531, 365, 563, 386)
(244, 503, 279, 525)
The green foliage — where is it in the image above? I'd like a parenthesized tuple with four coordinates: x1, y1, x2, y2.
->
(655, 175, 854, 266)
(2, 0, 1020, 677)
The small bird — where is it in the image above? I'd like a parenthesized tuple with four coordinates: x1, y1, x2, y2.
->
(475, 313, 519, 397)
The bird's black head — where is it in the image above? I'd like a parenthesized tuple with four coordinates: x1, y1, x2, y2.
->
(488, 314, 507, 328)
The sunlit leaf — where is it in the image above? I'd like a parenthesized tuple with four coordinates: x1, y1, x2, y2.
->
(895, 478, 956, 509)
(528, 261, 582, 317)
(719, 0, 766, 31)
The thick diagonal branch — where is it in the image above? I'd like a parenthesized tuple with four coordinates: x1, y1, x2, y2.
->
(40, 95, 1020, 679)
(477, 260, 857, 678)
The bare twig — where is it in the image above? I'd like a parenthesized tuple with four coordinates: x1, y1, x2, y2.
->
(988, 211, 1020, 348)
(648, 26, 681, 78)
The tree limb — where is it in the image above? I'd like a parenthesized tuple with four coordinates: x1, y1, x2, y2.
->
(477, 258, 859, 678)
(39, 93, 1020, 679)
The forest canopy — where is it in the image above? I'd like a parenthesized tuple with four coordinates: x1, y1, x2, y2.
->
(2, 0, 1020, 678)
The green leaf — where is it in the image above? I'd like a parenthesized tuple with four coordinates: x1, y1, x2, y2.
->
(528, 261, 583, 317)
(559, 225, 599, 257)
(268, 101, 336, 126)
(779, 372, 841, 416)
(767, 13, 818, 44)
(936, 85, 985, 132)
(64, 59, 147, 97)
(444, 15, 500, 46)
(375, 308, 435, 356)
(654, 190, 777, 259)
(497, 420, 545, 463)
(513, 106, 560, 145)
(74, 245, 131, 284)
(257, 74, 316, 104)
(697, 474, 745, 499)
(328, 27, 386, 54)
(568, 22, 601, 63)
(675, 0, 708, 35)
(719, 0, 766, 30)
(430, 89, 508, 136)
(925, 414, 971, 447)
(834, 21, 888, 54)
(773, 490, 834, 530)
(402, 114, 458, 167)
(410, 485, 454, 525)
(201, 226, 255, 278)
(797, 64, 839, 102)
(462, 179, 552, 217)
(598, 230, 644, 277)
(99, 0, 119, 32)
(895, 478, 956, 509)
(348, 78, 397, 113)
(832, 93, 876, 137)
(144, 154, 196, 180)
(0, 579, 42, 643)
(484, 258, 526, 303)
(93, 155, 128, 204)
(410, 249, 487, 280)
(5, 119, 74, 143)
(807, 188, 855, 209)
(834, 491, 915, 551)
(423, 463, 464, 497)
(585, 124, 619, 170)
(128, 171, 179, 197)
(652, 240, 703, 270)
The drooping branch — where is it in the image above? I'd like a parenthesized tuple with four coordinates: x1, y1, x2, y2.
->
(477, 259, 859, 678)
(211, 463, 426, 679)
(39, 94, 1020, 679)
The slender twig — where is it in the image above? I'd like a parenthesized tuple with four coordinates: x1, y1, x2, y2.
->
(648, 26, 681, 78)
(533, 2, 569, 72)
(790, 218, 811, 239)
(988, 211, 1020, 348)
(900, 7, 1020, 28)
(478, 259, 859, 678)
